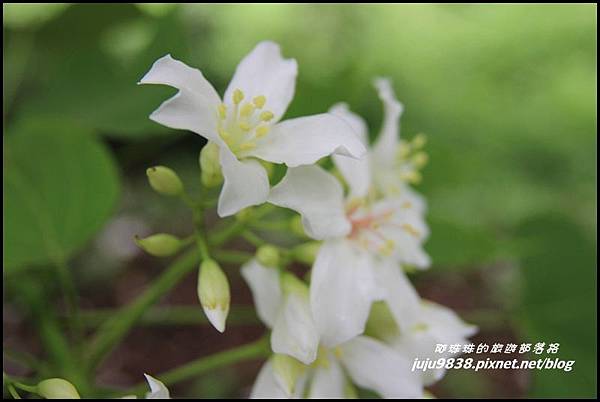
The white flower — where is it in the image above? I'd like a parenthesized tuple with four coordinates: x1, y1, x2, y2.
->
(122, 374, 170, 399)
(140, 41, 366, 217)
(390, 300, 478, 386)
(266, 79, 431, 347)
(241, 260, 422, 399)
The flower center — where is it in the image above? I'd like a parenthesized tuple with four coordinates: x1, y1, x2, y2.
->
(216, 88, 274, 157)
(345, 198, 421, 256)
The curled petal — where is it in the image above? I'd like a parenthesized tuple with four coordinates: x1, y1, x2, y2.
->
(372, 78, 403, 166)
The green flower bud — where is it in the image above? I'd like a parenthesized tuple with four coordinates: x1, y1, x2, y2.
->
(289, 215, 306, 237)
(292, 242, 321, 265)
(199, 142, 223, 187)
(135, 233, 182, 257)
(281, 272, 308, 298)
(37, 378, 80, 399)
(235, 207, 254, 222)
(272, 354, 306, 396)
(146, 166, 184, 196)
(256, 245, 280, 268)
(197, 259, 230, 333)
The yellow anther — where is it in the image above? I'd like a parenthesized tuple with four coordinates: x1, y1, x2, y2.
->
(379, 239, 395, 256)
(345, 197, 365, 212)
(397, 141, 411, 159)
(401, 223, 420, 238)
(412, 322, 429, 332)
(255, 125, 270, 138)
(238, 121, 251, 131)
(412, 152, 428, 168)
(239, 142, 257, 151)
(240, 103, 255, 117)
(401, 201, 413, 209)
(253, 95, 266, 108)
(233, 89, 244, 104)
(333, 347, 344, 359)
(217, 103, 227, 119)
(400, 171, 422, 184)
(412, 133, 427, 149)
(218, 128, 230, 140)
(260, 111, 275, 122)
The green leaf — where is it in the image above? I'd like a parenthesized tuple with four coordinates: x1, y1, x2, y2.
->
(3, 118, 120, 271)
(516, 214, 597, 397)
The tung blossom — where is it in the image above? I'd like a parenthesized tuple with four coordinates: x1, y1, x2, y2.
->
(140, 41, 365, 217)
(241, 260, 422, 399)
(267, 79, 431, 347)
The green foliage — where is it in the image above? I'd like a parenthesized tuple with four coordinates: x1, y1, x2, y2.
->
(3, 118, 120, 271)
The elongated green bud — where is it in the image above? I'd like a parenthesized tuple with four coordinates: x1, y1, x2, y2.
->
(197, 259, 230, 333)
(292, 242, 321, 265)
(146, 166, 183, 196)
(256, 245, 280, 268)
(199, 142, 223, 187)
(289, 215, 306, 237)
(37, 378, 80, 399)
(272, 354, 306, 396)
(135, 233, 182, 257)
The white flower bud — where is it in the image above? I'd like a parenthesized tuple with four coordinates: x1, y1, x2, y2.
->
(37, 378, 80, 399)
(197, 259, 230, 333)
(146, 166, 183, 196)
(199, 142, 223, 187)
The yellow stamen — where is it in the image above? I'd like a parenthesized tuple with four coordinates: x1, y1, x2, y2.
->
(233, 89, 244, 104)
(255, 125, 270, 138)
(401, 223, 420, 238)
(412, 152, 428, 168)
(253, 95, 266, 108)
(239, 121, 251, 131)
(240, 103, 255, 118)
(217, 103, 227, 119)
(412, 322, 428, 332)
(260, 111, 274, 122)
(379, 239, 395, 256)
(239, 142, 256, 151)
(412, 133, 427, 149)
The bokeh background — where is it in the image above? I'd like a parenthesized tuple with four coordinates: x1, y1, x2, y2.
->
(3, 3, 597, 398)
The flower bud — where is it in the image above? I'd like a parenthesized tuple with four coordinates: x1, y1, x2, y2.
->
(135, 233, 182, 257)
(37, 378, 80, 399)
(289, 215, 306, 237)
(197, 259, 230, 333)
(272, 354, 306, 396)
(291, 242, 321, 265)
(256, 245, 280, 268)
(199, 142, 223, 187)
(281, 272, 308, 298)
(146, 166, 183, 196)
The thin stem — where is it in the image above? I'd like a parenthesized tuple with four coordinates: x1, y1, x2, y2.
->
(124, 337, 270, 397)
(212, 249, 253, 265)
(54, 257, 83, 346)
(242, 230, 266, 247)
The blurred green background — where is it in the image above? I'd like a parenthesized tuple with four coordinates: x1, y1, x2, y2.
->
(3, 4, 597, 398)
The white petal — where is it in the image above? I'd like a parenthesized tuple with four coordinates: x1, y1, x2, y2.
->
(202, 306, 228, 333)
(143, 374, 170, 399)
(139, 54, 222, 143)
(224, 41, 297, 122)
(372, 257, 422, 332)
(240, 259, 282, 328)
(271, 293, 320, 365)
(310, 240, 380, 347)
(308, 356, 346, 398)
(372, 78, 403, 165)
(340, 336, 422, 398)
(421, 301, 478, 341)
(250, 113, 366, 167)
(249, 360, 290, 398)
(267, 165, 350, 240)
(217, 145, 270, 217)
(329, 103, 372, 198)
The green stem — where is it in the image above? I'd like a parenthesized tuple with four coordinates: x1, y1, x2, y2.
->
(124, 337, 270, 397)
(242, 230, 266, 247)
(212, 249, 253, 265)
(54, 257, 83, 347)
